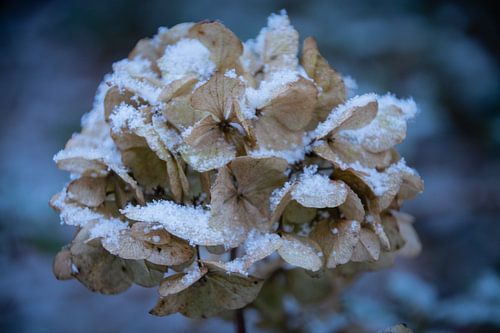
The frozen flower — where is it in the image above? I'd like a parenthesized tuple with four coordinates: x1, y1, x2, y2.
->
(51, 10, 423, 320)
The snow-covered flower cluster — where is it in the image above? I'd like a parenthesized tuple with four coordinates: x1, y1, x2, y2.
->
(51, 11, 423, 319)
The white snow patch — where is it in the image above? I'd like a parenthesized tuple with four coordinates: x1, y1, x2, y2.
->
(158, 38, 215, 84)
(122, 200, 226, 246)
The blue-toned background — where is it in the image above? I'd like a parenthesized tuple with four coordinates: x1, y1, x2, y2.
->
(1, 0, 499, 332)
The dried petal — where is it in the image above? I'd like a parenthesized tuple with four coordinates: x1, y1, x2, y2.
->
(159, 264, 208, 296)
(53, 246, 73, 280)
(339, 185, 365, 221)
(100, 228, 194, 266)
(125, 259, 165, 288)
(67, 177, 106, 208)
(150, 263, 263, 318)
(260, 11, 299, 75)
(310, 219, 361, 268)
(292, 169, 348, 208)
(301, 37, 346, 114)
(351, 228, 381, 262)
(209, 157, 287, 246)
(70, 225, 133, 294)
(213, 231, 282, 274)
(253, 78, 316, 151)
(277, 234, 323, 271)
(191, 73, 244, 121)
(188, 21, 243, 71)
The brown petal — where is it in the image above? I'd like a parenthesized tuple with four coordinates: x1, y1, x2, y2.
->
(150, 262, 263, 318)
(211, 232, 282, 274)
(121, 147, 168, 191)
(330, 135, 393, 169)
(158, 265, 208, 296)
(70, 227, 133, 294)
(53, 246, 73, 280)
(101, 230, 194, 266)
(161, 94, 202, 131)
(277, 234, 323, 271)
(398, 170, 424, 201)
(130, 222, 171, 245)
(191, 73, 244, 121)
(259, 77, 317, 132)
(301, 37, 346, 112)
(361, 104, 407, 153)
(311, 96, 378, 140)
(158, 75, 198, 103)
(310, 219, 361, 268)
(261, 14, 299, 74)
(124, 259, 165, 288)
(392, 211, 421, 257)
(283, 200, 317, 224)
(188, 21, 243, 71)
(104, 86, 137, 121)
(339, 185, 365, 221)
(181, 117, 236, 172)
(67, 177, 106, 208)
(351, 228, 381, 262)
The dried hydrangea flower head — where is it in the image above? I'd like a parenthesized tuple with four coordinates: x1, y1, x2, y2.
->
(51, 10, 423, 324)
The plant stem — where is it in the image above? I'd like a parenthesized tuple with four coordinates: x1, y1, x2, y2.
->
(230, 248, 246, 333)
(235, 308, 246, 333)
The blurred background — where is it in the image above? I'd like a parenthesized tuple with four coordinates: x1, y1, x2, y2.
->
(1, 0, 499, 332)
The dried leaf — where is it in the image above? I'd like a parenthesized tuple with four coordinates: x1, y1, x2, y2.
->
(158, 75, 198, 103)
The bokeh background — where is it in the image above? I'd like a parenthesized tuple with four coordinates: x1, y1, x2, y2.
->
(1, 0, 499, 332)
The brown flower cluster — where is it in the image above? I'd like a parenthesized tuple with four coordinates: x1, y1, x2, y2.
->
(51, 11, 423, 319)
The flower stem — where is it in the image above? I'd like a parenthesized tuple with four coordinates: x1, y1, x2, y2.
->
(235, 308, 246, 333)
(230, 248, 246, 333)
